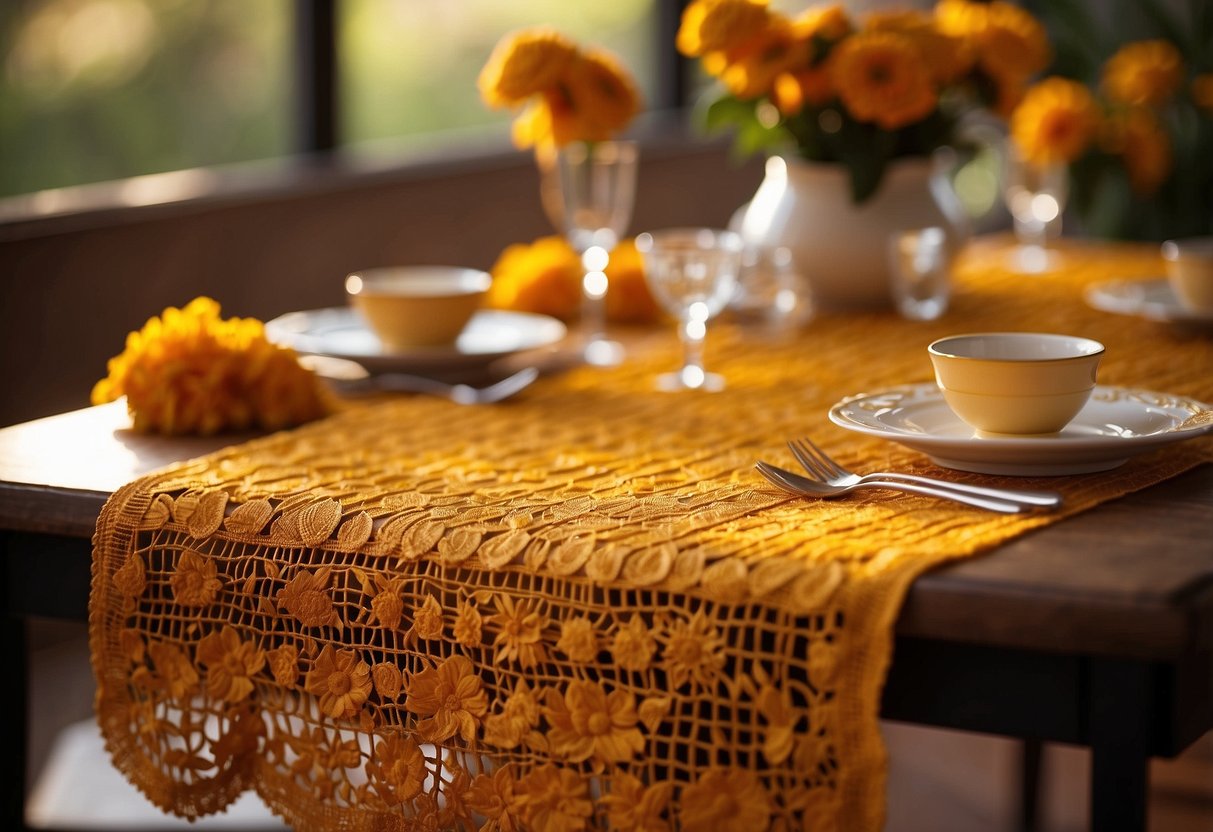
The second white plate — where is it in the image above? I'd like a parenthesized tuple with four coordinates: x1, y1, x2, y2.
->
(265, 307, 567, 374)
(1084, 277, 1213, 326)
(828, 383, 1213, 476)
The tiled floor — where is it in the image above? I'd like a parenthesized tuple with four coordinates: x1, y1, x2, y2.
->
(27, 620, 1213, 831)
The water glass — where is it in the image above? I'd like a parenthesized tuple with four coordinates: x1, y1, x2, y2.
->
(543, 140, 639, 366)
(1001, 142, 1067, 273)
(635, 228, 743, 392)
(730, 244, 813, 333)
(888, 227, 950, 321)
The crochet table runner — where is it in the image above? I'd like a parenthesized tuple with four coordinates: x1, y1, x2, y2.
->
(90, 238, 1213, 831)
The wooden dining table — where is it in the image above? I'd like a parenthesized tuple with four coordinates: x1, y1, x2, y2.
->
(3, 238, 1212, 832)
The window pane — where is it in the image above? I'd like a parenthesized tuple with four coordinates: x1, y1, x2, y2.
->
(0, 0, 291, 197)
(339, 0, 658, 150)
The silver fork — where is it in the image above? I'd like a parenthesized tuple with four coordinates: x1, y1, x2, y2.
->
(787, 437, 1062, 509)
(755, 460, 1029, 513)
(331, 367, 539, 405)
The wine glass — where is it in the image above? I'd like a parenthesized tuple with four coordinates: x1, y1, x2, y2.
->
(634, 228, 743, 392)
(1001, 141, 1068, 274)
(541, 139, 639, 366)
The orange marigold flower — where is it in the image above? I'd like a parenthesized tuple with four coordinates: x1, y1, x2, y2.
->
(487, 594, 549, 669)
(478, 27, 578, 108)
(611, 615, 656, 671)
(147, 640, 199, 700)
(720, 17, 804, 100)
(679, 768, 772, 832)
(676, 0, 772, 58)
(518, 764, 594, 832)
(772, 68, 832, 116)
(487, 235, 582, 321)
(170, 548, 223, 607)
(556, 616, 598, 662)
(559, 49, 643, 143)
(367, 733, 428, 805)
(602, 772, 674, 832)
(659, 611, 726, 692)
(90, 296, 330, 436)
(1011, 76, 1101, 166)
(830, 31, 937, 130)
(405, 654, 488, 743)
(1102, 39, 1184, 108)
(544, 680, 645, 766)
(467, 765, 526, 832)
(304, 644, 373, 719)
(936, 0, 1049, 86)
(1102, 108, 1173, 196)
(865, 8, 973, 85)
(792, 3, 853, 43)
(195, 625, 265, 703)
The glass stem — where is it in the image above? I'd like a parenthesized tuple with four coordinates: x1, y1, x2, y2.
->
(679, 318, 706, 379)
(581, 250, 608, 343)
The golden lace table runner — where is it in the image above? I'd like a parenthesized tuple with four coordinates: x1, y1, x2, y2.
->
(90, 238, 1213, 832)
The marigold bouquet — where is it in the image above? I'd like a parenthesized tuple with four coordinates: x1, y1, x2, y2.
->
(478, 27, 642, 158)
(1010, 5, 1213, 241)
(92, 297, 332, 435)
(679, 0, 1050, 202)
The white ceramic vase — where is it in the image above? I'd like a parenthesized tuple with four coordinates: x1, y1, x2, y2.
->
(733, 154, 970, 311)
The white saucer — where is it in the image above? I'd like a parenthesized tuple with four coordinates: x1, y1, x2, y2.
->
(828, 383, 1213, 476)
(265, 307, 567, 374)
(1084, 277, 1213, 325)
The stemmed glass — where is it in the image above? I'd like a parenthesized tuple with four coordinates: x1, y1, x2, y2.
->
(635, 228, 743, 391)
(541, 139, 639, 366)
(1002, 141, 1068, 273)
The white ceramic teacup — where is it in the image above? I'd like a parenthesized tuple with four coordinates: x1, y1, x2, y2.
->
(928, 332, 1104, 436)
(345, 266, 491, 350)
(1161, 237, 1213, 313)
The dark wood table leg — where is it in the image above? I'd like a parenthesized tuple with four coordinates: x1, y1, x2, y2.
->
(1089, 658, 1151, 832)
(5, 614, 29, 831)
(1018, 737, 1043, 832)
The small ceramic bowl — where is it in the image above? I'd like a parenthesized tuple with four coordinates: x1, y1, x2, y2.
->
(1161, 236, 1213, 313)
(928, 332, 1104, 436)
(345, 266, 491, 350)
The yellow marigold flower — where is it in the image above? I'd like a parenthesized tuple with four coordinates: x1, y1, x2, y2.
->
(865, 8, 973, 85)
(830, 30, 936, 130)
(1102, 107, 1172, 196)
(602, 773, 674, 832)
(792, 4, 853, 43)
(720, 17, 804, 100)
(304, 644, 372, 719)
(405, 654, 487, 744)
(772, 67, 833, 116)
(195, 625, 265, 703)
(487, 235, 583, 321)
(936, 0, 1049, 86)
(544, 680, 645, 766)
(467, 765, 526, 831)
(1193, 73, 1213, 111)
(604, 238, 661, 324)
(479, 27, 578, 108)
(488, 594, 549, 668)
(169, 548, 223, 607)
(1102, 39, 1184, 108)
(676, 0, 772, 58)
(90, 296, 330, 436)
(518, 764, 594, 832)
(679, 768, 772, 832)
(147, 640, 199, 701)
(1011, 76, 1102, 166)
(367, 733, 428, 805)
(560, 49, 643, 143)
(659, 611, 725, 692)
